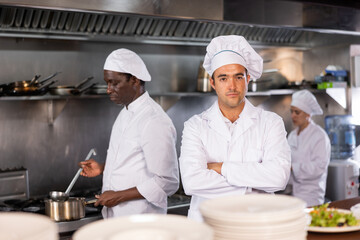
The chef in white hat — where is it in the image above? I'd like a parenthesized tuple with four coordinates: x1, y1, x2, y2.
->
(79, 48, 179, 218)
(288, 90, 331, 207)
(179, 36, 291, 221)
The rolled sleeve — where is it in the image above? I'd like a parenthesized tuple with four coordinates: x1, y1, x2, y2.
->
(137, 116, 179, 209)
(137, 179, 167, 209)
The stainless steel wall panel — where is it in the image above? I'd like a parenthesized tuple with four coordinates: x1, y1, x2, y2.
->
(14, 7, 23, 27)
(108, 15, 119, 34)
(0, 36, 354, 197)
(50, 11, 60, 30)
(0, 0, 223, 20)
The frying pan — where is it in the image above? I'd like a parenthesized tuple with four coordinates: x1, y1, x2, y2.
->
(84, 84, 107, 95)
(4, 80, 58, 96)
(49, 76, 95, 96)
(5, 72, 60, 89)
(2, 72, 60, 96)
(0, 84, 6, 96)
(4, 74, 41, 89)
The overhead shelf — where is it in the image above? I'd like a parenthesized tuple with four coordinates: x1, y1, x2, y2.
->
(0, 88, 342, 100)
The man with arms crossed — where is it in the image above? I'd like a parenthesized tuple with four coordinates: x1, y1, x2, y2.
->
(179, 36, 291, 221)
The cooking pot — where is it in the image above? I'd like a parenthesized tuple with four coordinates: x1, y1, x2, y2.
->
(197, 62, 213, 92)
(248, 78, 273, 92)
(45, 197, 97, 221)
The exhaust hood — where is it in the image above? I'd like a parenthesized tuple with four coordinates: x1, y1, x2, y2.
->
(0, 0, 359, 47)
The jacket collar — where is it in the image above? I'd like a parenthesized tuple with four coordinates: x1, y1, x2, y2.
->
(204, 98, 260, 141)
(125, 91, 149, 114)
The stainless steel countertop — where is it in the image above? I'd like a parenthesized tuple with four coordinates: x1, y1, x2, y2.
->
(57, 194, 191, 233)
(57, 214, 103, 233)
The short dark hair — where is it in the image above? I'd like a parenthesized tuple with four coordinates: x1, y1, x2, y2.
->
(125, 73, 145, 86)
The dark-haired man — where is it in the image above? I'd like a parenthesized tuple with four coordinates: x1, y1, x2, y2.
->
(80, 49, 179, 218)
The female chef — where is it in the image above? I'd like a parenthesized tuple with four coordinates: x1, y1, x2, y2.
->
(288, 90, 331, 207)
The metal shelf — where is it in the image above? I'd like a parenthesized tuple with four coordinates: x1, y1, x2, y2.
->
(0, 88, 342, 101)
(0, 94, 108, 101)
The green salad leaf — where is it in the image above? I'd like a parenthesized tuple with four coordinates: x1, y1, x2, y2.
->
(309, 203, 358, 227)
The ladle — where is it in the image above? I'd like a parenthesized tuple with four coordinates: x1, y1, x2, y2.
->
(49, 148, 96, 201)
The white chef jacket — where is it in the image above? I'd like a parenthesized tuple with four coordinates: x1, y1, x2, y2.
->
(288, 120, 331, 207)
(102, 91, 179, 218)
(179, 98, 291, 221)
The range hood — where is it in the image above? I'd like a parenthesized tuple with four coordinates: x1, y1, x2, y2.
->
(0, 0, 360, 47)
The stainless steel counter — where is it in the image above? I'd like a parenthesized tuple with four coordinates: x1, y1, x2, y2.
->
(57, 214, 103, 234)
(57, 194, 191, 239)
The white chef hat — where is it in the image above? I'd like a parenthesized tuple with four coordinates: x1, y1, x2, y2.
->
(203, 35, 263, 79)
(104, 48, 151, 81)
(291, 90, 323, 115)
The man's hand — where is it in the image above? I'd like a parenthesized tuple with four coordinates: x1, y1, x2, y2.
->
(207, 162, 223, 174)
(94, 187, 144, 207)
(79, 159, 104, 177)
(94, 191, 122, 207)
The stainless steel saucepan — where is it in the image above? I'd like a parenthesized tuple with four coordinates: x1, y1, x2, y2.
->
(45, 197, 97, 221)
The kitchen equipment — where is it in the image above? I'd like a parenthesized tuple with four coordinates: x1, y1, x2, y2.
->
(197, 62, 212, 92)
(85, 84, 107, 95)
(0, 188, 103, 236)
(0, 84, 5, 96)
(325, 115, 356, 159)
(49, 76, 95, 96)
(326, 159, 360, 201)
(0, 168, 29, 201)
(45, 197, 97, 221)
(49, 148, 96, 201)
(248, 78, 273, 92)
(4, 74, 41, 89)
(2, 73, 59, 96)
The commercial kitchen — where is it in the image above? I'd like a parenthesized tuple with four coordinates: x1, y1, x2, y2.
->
(1, 0, 360, 239)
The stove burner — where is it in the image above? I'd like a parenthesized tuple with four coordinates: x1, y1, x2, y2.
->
(0, 188, 103, 216)
(0, 198, 45, 213)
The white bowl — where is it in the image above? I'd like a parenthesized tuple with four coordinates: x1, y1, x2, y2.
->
(108, 228, 178, 240)
(203, 214, 308, 233)
(0, 212, 58, 240)
(200, 194, 306, 223)
(73, 214, 213, 240)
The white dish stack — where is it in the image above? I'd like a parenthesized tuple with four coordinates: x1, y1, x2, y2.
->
(200, 194, 308, 240)
(0, 212, 58, 240)
(73, 214, 214, 240)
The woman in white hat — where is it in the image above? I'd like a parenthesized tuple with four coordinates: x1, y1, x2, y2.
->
(288, 90, 331, 207)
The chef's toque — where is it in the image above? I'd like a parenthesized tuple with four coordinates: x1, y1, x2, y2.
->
(203, 35, 263, 79)
(291, 90, 323, 115)
(104, 48, 151, 81)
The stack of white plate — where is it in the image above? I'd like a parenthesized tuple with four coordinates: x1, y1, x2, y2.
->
(200, 194, 307, 240)
(73, 214, 213, 240)
(0, 212, 58, 240)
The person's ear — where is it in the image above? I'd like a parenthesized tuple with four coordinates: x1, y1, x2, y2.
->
(246, 74, 251, 84)
(130, 76, 139, 86)
(210, 78, 216, 90)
